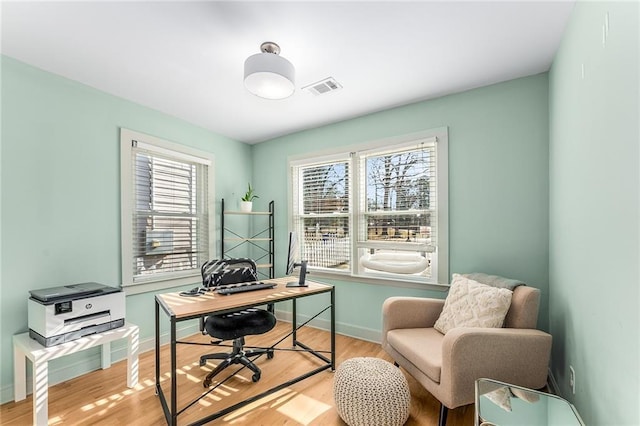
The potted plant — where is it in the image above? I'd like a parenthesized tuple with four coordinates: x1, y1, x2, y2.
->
(240, 183, 259, 212)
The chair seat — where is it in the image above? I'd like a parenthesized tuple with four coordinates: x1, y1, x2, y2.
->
(386, 327, 444, 383)
(206, 308, 276, 341)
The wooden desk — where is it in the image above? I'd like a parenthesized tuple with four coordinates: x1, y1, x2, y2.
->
(155, 277, 335, 425)
(13, 323, 139, 426)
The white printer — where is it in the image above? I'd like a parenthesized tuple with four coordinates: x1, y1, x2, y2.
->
(28, 282, 125, 347)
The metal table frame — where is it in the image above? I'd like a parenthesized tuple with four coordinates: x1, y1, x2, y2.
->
(154, 279, 335, 425)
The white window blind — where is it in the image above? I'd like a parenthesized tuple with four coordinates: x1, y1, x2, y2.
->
(121, 129, 214, 293)
(291, 157, 351, 271)
(358, 140, 437, 251)
(289, 129, 448, 285)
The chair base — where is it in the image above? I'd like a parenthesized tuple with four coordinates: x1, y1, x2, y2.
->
(201, 337, 273, 387)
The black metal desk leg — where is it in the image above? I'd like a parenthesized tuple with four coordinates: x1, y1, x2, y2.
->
(331, 287, 335, 370)
(170, 316, 177, 426)
(292, 298, 298, 346)
(155, 300, 160, 394)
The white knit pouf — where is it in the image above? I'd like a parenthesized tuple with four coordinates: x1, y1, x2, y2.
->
(333, 357, 410, 426)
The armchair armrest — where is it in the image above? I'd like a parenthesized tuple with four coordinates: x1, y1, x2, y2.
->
(382, 296, 445, 333)
(440, 327, 552, 407)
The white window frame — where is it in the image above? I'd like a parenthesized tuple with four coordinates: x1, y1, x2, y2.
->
(288, 128, 448, 286)
(120, 128, 215, 295)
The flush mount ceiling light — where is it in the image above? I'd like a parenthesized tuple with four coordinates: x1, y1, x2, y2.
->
(244, 42, 295, 100)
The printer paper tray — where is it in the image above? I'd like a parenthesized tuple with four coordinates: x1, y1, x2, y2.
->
(29, 318, 125, 347)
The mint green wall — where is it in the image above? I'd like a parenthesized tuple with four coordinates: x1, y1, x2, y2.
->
(253, 74, 550, 337)
(0, 56, 253, 401)
(0, 55, 553, 408)
(549, 2, 639, 424)
(2, 6, 636, 419)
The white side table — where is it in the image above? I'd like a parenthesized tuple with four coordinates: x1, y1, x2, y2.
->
(13, 323, 139, 426)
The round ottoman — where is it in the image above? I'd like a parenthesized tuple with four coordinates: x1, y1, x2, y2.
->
(334, 357, 410, 426)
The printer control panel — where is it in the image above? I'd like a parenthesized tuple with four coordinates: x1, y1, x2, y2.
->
(55, 301, 72, 315)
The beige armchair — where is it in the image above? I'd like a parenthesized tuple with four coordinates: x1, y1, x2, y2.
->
(382, 285, 552, 426)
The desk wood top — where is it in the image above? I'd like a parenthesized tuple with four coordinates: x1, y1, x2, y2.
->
(156, 277, 333, 319)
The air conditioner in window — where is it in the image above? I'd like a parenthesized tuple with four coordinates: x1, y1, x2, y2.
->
(145, 230, 174, 255)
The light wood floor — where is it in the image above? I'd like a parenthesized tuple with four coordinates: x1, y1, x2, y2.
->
(1, 323, 473, 425)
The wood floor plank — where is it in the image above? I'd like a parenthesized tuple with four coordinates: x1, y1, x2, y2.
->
(1, 323, 473, 425)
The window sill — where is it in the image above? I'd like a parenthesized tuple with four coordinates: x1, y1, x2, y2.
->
(122, 274, 201, 295)
(304, 270, 450, 292)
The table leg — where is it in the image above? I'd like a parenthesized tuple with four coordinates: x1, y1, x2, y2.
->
(170, 316, 177, 426)
(292, 299, 298, 346)
(331, 287, 335, 370)
(155, 300, 160, 394)
(33, 359, 48, 426)
(127, 326, 139, 388)
(101, 341, 111, 369)
(13, 343, 26, 401)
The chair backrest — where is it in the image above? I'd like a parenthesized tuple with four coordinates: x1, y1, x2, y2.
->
(462, 273, 541, 329)
(201, 258, 258, 287)
(503, 286, 540, 329)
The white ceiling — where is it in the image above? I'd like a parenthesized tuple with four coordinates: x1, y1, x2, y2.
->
(1, 1, 575, 144)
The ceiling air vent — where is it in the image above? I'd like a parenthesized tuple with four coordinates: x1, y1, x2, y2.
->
(303, 77, 342, 96)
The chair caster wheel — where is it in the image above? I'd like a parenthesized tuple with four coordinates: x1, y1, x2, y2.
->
(203, 378, 211, 388)
(199, 358, 206, 367)
(267, 350, 274, 359)
(252, 373, 261, 382)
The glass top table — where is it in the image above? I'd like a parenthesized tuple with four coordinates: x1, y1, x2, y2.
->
(475, 378, 584, 426)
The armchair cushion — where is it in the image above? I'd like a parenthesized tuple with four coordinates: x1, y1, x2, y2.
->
(386, 328, 444, 383)
(434, 274, 513, 334)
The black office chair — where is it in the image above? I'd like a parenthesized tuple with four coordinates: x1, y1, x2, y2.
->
(199, 258, 276, 387)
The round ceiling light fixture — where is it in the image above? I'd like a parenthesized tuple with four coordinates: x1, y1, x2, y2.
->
(244, 42, 295, 100)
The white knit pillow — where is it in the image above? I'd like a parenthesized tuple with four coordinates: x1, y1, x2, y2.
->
(434, 273, 513, 334)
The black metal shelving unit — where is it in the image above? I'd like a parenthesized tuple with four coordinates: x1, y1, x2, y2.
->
(221, 198, 274, 279)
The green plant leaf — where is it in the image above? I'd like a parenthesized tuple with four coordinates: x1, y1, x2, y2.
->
(241, 182, 259, 201)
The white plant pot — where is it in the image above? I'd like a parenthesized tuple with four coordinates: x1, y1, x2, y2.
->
(240, 201, 253, 212)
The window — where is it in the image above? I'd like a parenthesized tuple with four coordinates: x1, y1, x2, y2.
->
(289, 129, 448, 285)
(120, 129, 215, 293)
